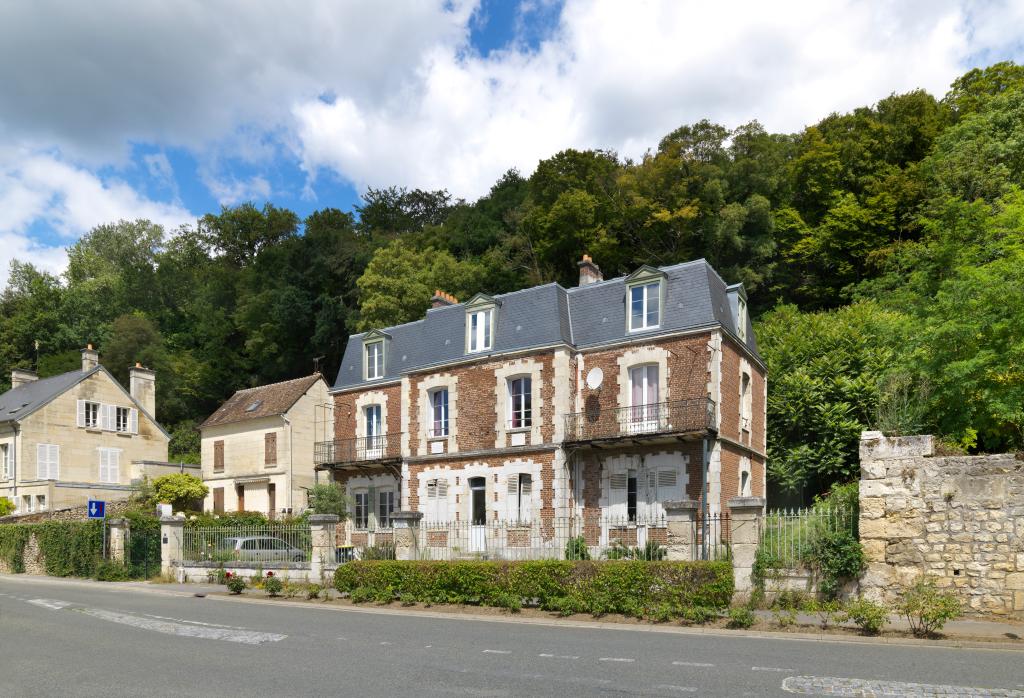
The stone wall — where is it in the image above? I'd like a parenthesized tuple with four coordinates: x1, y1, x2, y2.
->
(859, 431, 1024, 618)
(0, 498, 133, 524)
(0, 532, 45, 575)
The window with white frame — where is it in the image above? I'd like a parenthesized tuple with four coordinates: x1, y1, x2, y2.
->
(36, 444, 59, 480)
(508, 376, 532, 429)
(22, 495, 32, 513)
(467, 309, 493, 352)
(354, 491, 369, 529)
(83, 401, 100, 428)
(1, 444, 11, 479)
(36, 494, 46, 511)
(116, 406, 131, 433)
(378, 489, 395, 528)
(98, 447, 121, 484)
(740, 371, 752, 433)
(737, 297, 748, 342)
(608, 466, 679, 522)
(364, 340, 384, 380)
(627, 364, 659, 432)
(506, 473, 532, 524)
(425, 478, 449, 521)
(628, 281, 661, 331)
(77, 400, 136, 433)
(429, 388, 449, 437)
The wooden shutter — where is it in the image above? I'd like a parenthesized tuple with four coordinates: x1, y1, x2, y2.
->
(77, 400, 86, 428)
(268, 484, 276, 520)
(265, 433, 277, 465)
(213, 487, 224, 513)
(214, 440, 224, 472)
(129, 408, 139, 434)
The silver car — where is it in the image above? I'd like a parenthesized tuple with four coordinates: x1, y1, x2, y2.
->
(219, 536, 305, 562)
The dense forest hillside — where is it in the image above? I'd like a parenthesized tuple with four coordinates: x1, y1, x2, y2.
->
(2, 62, 1022, 500)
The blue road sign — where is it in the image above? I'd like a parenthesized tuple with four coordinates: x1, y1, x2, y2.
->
(87, 500, 106, 519)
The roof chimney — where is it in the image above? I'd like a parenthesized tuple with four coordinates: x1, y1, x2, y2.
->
(578, 254, 603, 286)
(11, 368, 37, 389)
(81, 344, 99, 372)
(130, 362, 156, 418)
(430, 290, 458, 308)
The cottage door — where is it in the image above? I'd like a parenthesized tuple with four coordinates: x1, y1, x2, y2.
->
(469, 477, 487, 552)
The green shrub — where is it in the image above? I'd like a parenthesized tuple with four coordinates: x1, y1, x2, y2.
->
(564, 536, 590, 561)
(805, 528, 865, 599)
(0, 525, 33, 572)
(898, 578, 961, 637)
(334, 560, 733, 619)
(306, 583, 322, 600)
(359, 543, 396, 560)
(805, 598, 843, 629)
(94, 561, 131, 581)
(771, 589, 807, 610)
(34, 521, 103, 577)
(772, 607, 798, 627)
(603, 541, 667, 561)
(226, 574, 246, 594)
(263, 574, 283, 597)
(726, 606, 756, 629)
(680, 606, 717, 625)
(0, 498, 15, 517)
(844, 598, 888, 635)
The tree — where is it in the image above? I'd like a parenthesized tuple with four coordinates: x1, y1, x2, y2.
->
(198, 203, 298, 267)
(148, 473, 208, 512)
(307, 482, 349, 519)
(0, 498, 14, 516)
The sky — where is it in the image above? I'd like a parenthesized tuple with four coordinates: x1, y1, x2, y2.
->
(0, 0, 1022, 286)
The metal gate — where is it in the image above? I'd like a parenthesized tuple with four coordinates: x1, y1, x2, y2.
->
(125, 526, 161, 579)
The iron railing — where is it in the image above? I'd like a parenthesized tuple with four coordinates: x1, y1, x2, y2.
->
(179, 524, 312, 565)
(314, 433, 404, 466)
(758, 506, 855, 569)
(563, 398, 716, 443)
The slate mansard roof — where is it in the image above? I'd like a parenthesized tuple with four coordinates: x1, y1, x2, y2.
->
(201, 374, 325, 429)
(334, 259, 760, 391)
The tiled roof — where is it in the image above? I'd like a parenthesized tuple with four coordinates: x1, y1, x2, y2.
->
(334, 258, 760, 391)
(0, 368, 92, 422)
(201, 374, 324, 428)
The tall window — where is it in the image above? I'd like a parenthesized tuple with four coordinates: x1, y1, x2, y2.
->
(115, 407, 130, 433)
(740, 371, 752, 433)
(628, 365, 659, 432)
(626, 469, 638, 522)
(365, 341, 384, 380)
(36, 444, 59, 480)
(354, 491, 369, 529)
(98, 448, 120, 484)
(507, 473, 532, 523)
(1, 444, 10, 479)
(468, 309, 493, 352)
(84, 401, 100, 428)
(429, 389, 449, 437)
(364, 405, 382, 438)
(425, 478, 449, 521)
(737, 297, 748, 342)
(265, 432, 278, 465)
(629, 281, 660, 331)
(213, 440, 225, 473)
(378, 490, 395, 528)
(508, 377, 532, 429)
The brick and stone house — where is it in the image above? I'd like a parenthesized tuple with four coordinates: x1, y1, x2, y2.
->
(318, 256, 765, 554)
(200, 374, 331, 518)
(0, 345, 176, 514)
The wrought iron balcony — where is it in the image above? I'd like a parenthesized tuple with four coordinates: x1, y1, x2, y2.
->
(314, 433, 403, 468)
(563, 398, 716, 444)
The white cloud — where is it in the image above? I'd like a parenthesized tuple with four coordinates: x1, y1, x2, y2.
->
(0, 152, 195, 286)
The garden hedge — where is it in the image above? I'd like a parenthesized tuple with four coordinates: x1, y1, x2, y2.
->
(334, 560, 733, 618)
(0, 521, 104, 576)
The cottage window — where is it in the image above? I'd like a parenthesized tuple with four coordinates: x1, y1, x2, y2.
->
(265, 432, 278, 465)
(468, 309, 493, 352)
(508, 377, 532, 429)
(98, 448, 121, 484)
(1, 444, 10, 480)
(213, 440, 225, 473)
(365, 341, 384, 380)
(354, 491, 369, 529)
(740, 371, 752, 434)
(429, 389, 449, 437)
(628, 281, 661, 331)
(737, 297, 748, 342)
(506, 473, 532, 524)
(83, 401, 100, 428)
(378, 489, 395, 528)
(36, 494, 46, 511)
(36, 444, 59, 480)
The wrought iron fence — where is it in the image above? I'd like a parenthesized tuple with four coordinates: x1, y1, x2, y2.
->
(314, 434, 404, 466)
(341, 515, 730, 562)
(563, 398, 717, 442)
(758, 506, 856, 569)
(179, 524, 312, 565)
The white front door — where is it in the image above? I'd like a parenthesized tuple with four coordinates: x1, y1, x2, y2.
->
(627, 365, 659, 433)
(469, 477, 486, 552)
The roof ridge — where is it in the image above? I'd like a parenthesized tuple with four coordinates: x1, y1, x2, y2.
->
(566, 258, 709, 293)
(233, 374, 321, 393)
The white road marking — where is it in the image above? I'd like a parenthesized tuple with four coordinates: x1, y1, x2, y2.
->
(599, 657, 635, 663)
(424, 645, 432, 648)
(379, 641, 392, 646)
(337, 636, 348, 640)
(782, 676, 1024, 697)
(142, 613, 250, 630)
(654, 686, 697, 693)
(28, 599, 71, 610)
(77, 608, 287, 645)
(482, 649, 512, 654)
(673, 661, 715, 667)
(752, 667, 787, 672)
(539, 653, 580, 659)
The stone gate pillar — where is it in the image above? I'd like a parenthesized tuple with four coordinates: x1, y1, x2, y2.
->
(159, 516, 185, 578)
(392, 511, 424, 560)
(664, 499, 699, 561)
(106, 518, 128, 563)
(728, 496, 766, 599)
(309, 514, 340, 581)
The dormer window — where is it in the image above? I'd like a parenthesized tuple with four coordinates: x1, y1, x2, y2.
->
(737, 297, 748, 342)
(365, 340, 384, 380)
(468, 310, 493, 352)
(625, 266, 665, 333)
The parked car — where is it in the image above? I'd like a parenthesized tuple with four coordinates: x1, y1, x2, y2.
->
(218, 536, 306, 562)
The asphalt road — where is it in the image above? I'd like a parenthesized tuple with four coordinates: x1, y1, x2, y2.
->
(1, 576, 1022, 697)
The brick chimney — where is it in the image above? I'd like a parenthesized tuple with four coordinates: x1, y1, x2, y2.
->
(430, 290, 459, 308)
(10, 368, 37, 388)
(81, 344, 99, 372)
(130, 362, 156, 417)
(578, 254, 603, 286)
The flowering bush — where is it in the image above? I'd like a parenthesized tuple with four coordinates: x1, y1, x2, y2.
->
(225, 573, 246, 595)
(264, 573, 283, 597)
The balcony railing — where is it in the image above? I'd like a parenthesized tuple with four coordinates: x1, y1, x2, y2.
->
(314, 434, 403, 467)
(563, 398, 716, 443)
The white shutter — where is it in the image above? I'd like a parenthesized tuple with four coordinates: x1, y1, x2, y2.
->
(130, 408, 139, 434)
(50, 445, 59, 480)
(101, 404, 114, 431)
(37, 444, 47, 478)
(437, 480, 449, 521)
(426, 479, 437, 521)
(77, 400, 86, 428)
(520, 475, 532, 523)
(506, 474, 519, 522)
(110, 449, 120, 483)
(608, 472, 628, 520)
(98, 449, 108, 483)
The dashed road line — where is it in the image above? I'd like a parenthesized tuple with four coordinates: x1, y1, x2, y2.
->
(28, 599, 72, 610)
(599, 657, 635, 663)
(539, 653, 580, 659)
(379, 641, 392, 646)
(752, 666, 787, 672)
(673, 661, 715, 667)
(654, 685, 697, 693)
(482, 649, 512, 654)
(77, 608, 287, 645)
(782, 676, 1024, 697)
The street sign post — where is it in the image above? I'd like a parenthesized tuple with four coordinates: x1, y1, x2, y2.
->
(88, 500, 106, 519)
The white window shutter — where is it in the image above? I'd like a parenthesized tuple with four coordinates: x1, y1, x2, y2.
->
(52, 445, 60, 480)
(506, 474, 519, 522)
(37, 444, 47, 478)
(77, 400, 86, 428)
(101, 404, 113, 431)
(608, 473, 627, 519)
(437, 480, 449, 521)
(111, 450, 120, 483)
(520, 476, 532, 523)
(99, 449, 107, 483)
(130, 408, 139, 434)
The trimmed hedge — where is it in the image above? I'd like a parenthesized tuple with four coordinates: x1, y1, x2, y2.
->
(334, 560, 733, 618)
(0, 524, 33, 573)
(0, 521, 104, 577)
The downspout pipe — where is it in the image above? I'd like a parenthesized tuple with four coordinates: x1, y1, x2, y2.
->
(282, 414, 294, 514)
